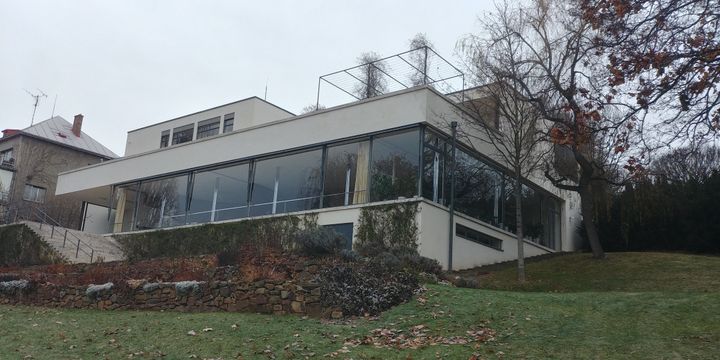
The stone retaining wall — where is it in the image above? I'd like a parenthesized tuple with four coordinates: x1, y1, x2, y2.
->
(0, 263, 342, 318)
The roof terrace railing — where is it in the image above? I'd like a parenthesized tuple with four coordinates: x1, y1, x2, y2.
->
(315, 46, 465, 109)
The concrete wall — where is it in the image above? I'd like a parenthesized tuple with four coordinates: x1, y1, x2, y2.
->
(57, 89, 429, 197)
(81, 202, 113, 234)
(417, 200, 553, 270)
(124, 97, 294, 156)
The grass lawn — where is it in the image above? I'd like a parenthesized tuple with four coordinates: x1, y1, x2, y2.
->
(1, 252, 718, 359)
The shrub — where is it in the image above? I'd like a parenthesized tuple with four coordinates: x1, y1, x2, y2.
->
(398, 254, 443, 275)
(0, 224, 66, 267)
(355, 203, 419, 257)
(319, 265, 419, 316)
(117, 215, 317, 261)
(339, 249, 361, 262)
(292, 227, 345, 256)
(368, 252, 401, 274)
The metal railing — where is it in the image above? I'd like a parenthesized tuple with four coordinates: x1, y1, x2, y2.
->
(0, 205, 96, 263)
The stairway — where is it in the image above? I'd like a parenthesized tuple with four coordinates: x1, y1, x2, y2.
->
(20, 221, 124, 264)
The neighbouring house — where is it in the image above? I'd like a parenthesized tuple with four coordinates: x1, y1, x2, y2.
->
(0, 115, 117, 229)
(55, 50, 583, 270)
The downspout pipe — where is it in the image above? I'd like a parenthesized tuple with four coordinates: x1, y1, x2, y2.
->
(448, 121, 458, 271)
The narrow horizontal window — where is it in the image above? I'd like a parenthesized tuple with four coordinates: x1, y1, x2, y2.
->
(23, 184, 46, 203)
(456, 223, 502, 251)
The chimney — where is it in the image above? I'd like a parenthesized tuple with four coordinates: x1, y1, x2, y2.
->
(72, 114, 84, 137)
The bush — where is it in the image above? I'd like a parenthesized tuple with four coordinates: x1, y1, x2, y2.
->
(339, 249, 361, 262)
(117, 215, 317, 261)
(319, 265, 419, 316)
(0, 224, 66, 267)
(355, 203, 419, 257)
(367, 252, 401, 274)
(398, 254, 443, 275)
(292, 227, 345, 256)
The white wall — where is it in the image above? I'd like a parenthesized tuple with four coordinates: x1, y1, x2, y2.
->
(124, 97, 294, 156)
(57, 89, 429, 197)
(418, 200, 554, 270)
(81, 202, 113, 234)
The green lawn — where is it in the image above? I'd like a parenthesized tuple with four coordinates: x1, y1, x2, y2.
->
(1, 252, 718, 359)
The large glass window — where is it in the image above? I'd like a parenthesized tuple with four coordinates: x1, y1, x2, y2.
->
(249, 149, 323, 216)
(112, 183, 139, 233)
(323, 141, 370, 207)
(188, 163, 249, 223)
(453, 149, 503, 226)
(171, 124, 194, 145)
(544, 197, 561, 250)
(422, 131, 449, 205)
(522, 184, 544, 242)
(135, 175, 189, 230)
(370, 129, 420, 201)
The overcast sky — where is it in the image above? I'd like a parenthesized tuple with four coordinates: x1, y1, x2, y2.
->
(0, 0, 494, 155)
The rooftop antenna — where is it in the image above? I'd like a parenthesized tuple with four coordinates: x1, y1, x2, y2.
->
(50, 94, 58, 118)
(25, 88, 47, 126)
(264, 78, 268, 100)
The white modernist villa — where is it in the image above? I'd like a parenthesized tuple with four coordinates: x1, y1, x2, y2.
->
(56, 83, 582, 270)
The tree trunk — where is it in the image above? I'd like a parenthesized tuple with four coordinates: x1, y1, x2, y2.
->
(515, 174, 526, 282)
(579, 185, 605, 259)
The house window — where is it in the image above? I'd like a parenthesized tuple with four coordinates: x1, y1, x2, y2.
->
(322, 141, 370, 207)
(0, 149, 13, 165)
(23, 184, 46, 203)
(171, 124, 194, 145)
(249, 149, 323, 216)
(223, 113, 235, 133)
(323, 223, 354, 250)
(370, 129, 421, 201)
(188, 163, 250, 223)
(456, 223, 502, 250)
(197, 117, 221, 139)
(160, 130, 170, 148)
(0, 168, 13, 202)
(135, 174, 189, 230)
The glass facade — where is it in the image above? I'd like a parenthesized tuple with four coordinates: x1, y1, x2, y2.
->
(188, 163, 249, 223)
(370, 130, 420, 201)
(109, 125, 561, 250)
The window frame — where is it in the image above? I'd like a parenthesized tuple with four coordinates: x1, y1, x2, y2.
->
(196, 117, 221, 139)
(171, 124, 194, 145)
(23, 184, 46, 203)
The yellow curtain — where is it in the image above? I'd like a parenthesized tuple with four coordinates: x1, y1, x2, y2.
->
(113, 188, 126, 233)
(353, 141, 370, 204)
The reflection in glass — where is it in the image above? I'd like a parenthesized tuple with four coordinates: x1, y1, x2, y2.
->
(188, 164, 249, 223)
(111, 183, 139, 233)
(135, 175, 189, 230)
(370, 130, 420, 201)
(323, 141, 370, 207)
(249, 149, 323, 216)
(454, 149, 503, 226)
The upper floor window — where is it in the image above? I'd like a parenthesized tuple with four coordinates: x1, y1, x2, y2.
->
(223, 113, 234, 133)
(0, 149, 13, 164)
(160, 130, 170, 148)
(197, 117, 221, 139)
(23, 184, 46, 203)
(171, 124, 194, 145)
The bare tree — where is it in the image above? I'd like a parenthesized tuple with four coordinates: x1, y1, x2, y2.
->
(652, 145, 720, 183)
(461, 0, 639, 259)
(408, 33, 435, 86)
(301, 104, 327, 114)
(459, 4, 549, 281)
(354, 52, 387, 99)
